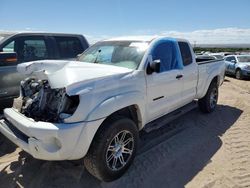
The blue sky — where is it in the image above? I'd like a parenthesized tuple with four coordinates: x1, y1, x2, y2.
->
(1, 0, 250, 44)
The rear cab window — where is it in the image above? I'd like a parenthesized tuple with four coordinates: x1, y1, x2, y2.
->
(54, 36, 84, 58)
(178, 42, 193, 66)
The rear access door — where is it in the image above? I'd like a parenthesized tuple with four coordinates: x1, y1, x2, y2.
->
(178, 41, 198, 105)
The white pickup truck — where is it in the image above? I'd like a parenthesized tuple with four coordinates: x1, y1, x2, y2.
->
(0, 36, 225, 181)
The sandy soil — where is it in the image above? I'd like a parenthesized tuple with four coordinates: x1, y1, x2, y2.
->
(0, 76, 250, 188)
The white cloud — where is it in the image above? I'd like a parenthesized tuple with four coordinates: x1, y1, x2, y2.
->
(159, 28, 250, 44)
(86, 28, 250, 44)
(2, 27, 250, 45)
(86, 28, 250, 45)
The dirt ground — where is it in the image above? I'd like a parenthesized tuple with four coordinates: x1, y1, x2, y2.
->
(0, 76, 250, 188)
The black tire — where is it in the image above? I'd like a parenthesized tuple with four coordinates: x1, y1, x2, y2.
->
(83, 116, 139, 182)
(198, 81, 218, 113)
(235, 69, 243, 80)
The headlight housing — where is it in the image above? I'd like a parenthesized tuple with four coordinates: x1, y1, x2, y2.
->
(59, 95, 80, 122)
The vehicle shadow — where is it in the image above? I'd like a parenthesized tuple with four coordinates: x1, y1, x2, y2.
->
(0, 104, 242, 188)
(0, 132, 17, 157)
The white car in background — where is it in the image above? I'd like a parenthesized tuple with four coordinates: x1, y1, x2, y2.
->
(224, 55, 250, 79)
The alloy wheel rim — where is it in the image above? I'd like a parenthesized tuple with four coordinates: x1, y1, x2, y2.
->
(105, 130, 134, 171)
(210, 87, 218, 109)
(236, 71, 240, 79)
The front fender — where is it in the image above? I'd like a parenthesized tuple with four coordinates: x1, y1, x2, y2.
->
(86, 91, 146, 126)
(237, 64, 248, 72)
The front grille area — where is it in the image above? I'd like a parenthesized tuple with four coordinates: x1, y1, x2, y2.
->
(2, 118, 29, 143)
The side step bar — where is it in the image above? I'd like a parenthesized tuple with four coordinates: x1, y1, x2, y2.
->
(143, 101, 197, 133)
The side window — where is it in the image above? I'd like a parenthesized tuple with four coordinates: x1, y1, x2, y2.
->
(152, 42, 180, 72)
(0, 41, 17, 66)
(178, 42, 193, 66)
(1, 38, 48, 63)
(54, 37, 84, 58)
(21, 39, 48, 62)
(225, 56, 234, 62)
(2, 41, 15, 52)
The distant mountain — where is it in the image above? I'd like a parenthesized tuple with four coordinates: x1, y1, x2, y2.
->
(195, 44, 250, 48)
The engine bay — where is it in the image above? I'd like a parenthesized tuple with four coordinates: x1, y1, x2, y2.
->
(13, 77, 79, 122)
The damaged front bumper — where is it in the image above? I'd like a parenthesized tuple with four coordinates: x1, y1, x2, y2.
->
(0, 108, 104, 160)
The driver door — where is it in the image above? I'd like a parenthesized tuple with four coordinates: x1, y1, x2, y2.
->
(145, 41, 183, 123)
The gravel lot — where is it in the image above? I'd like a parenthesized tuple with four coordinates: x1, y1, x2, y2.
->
(0, 76, 250, 188)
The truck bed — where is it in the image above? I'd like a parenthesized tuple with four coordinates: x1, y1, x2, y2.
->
(196, 58, 224, 64)
(196, 59, 225, 99)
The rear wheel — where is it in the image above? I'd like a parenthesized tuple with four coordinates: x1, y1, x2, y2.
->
(84, 116, 138, 182)
(236, 69, 243, 80)
(198, 81, 218, 113)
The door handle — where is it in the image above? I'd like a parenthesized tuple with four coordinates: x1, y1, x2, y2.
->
(176, 74, 183, 79)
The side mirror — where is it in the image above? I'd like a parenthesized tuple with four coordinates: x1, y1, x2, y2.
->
(231, 60, 236, 64)
(0, 52, 17, 64)
(76, 53, 82, 60)
(147, 59, 161, 74)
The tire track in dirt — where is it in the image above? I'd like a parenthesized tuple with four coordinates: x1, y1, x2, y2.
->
(187, 80, 250, 188)
(222, 79, 250, 188)
(227, 127, 250, 187)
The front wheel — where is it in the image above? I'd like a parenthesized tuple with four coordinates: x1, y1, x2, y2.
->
(83, 116, 139, 182)
(198, 81, 218, 113)
(235, 69, 243, 80)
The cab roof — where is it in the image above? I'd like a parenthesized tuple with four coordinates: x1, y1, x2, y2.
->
(104, 35, 188, 43)
(104, 36, 158, 42)
(0, 31, 83, 37)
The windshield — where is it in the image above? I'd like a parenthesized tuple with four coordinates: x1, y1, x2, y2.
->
(78, 41, 149, 69)
(237, 56, 250, 63)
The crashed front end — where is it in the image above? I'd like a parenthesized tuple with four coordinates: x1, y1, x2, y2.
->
(0, 60, 107, 160)
(14, 77, 79, 123)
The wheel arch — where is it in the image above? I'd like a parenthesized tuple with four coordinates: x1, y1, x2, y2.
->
(211, 76, 220, 87)
(198, 75, 220, 99)
(102, 105, 142, 130)
(85, 91, 145, 127)
(235, 67, 241, 74)
(85, 104, 141, 156)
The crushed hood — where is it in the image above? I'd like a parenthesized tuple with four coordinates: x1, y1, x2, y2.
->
(17, 60, 133, 94)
